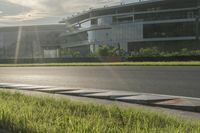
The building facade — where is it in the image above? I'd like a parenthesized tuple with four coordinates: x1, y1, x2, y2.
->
(61, 0, 200, 54)
(0, 24, 66, 59)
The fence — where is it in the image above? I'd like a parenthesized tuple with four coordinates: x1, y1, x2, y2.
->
(0, 56, 200, 64)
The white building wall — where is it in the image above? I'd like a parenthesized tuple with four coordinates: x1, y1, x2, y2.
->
(0, 32, 18, 46)
(44, 49, 59, 58)
(0, 32, 18, 58)
(88, 29, 112, 44)
(111, 22, 143, 51)
(87, 21, 143, 52)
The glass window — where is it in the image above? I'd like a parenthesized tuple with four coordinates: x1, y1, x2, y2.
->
(91, 19, 98, 25)
(143, 22, 196, 38)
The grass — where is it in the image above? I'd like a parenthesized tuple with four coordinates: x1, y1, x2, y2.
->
(0, 91, 199, 133)
(0, 61, 200, 67)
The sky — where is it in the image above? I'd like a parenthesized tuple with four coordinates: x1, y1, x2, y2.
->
(0, 0, 124, 27)
(0, 0, 143, 27)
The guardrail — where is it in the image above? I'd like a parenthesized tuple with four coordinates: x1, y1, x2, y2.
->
(0, 56, 200, 64)
(127, 56, 200, 62)
(0, 57, 124, 64)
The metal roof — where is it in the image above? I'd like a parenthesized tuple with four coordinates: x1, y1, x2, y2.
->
(91, 0, 164, 12)
(63, 0, 164, 23)
(62, 0, 197, 24)
(0, 24, 67, 32)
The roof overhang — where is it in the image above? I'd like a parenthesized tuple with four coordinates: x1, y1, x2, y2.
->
(63, 0, 198, 24)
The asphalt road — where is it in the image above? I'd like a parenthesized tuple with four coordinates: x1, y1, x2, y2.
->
(0, 66, 200, 98)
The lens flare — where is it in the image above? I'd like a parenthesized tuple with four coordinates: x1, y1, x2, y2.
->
(15, 26, 22, 63)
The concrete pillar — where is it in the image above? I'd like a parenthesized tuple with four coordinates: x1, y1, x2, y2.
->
(196, 1, 200, 42)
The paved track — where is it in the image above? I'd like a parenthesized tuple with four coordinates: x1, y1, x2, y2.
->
(0, 66, 200, 98)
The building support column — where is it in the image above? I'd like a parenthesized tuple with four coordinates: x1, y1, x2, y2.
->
(196, 16, 199, 41)
(196, 0, 200, 42)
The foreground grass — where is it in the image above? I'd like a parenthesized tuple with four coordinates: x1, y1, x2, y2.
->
(0, 61, 200, 67)
(0, 91, 199, 133)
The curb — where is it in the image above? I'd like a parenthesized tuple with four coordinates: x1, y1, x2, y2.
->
(0, 83, 200, 113)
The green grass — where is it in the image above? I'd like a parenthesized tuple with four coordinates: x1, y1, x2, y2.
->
(0, 91, 199, 133)
(1, 61, 200, 67)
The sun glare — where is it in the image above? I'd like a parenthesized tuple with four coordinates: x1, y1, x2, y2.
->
(15, 26, 22, 63)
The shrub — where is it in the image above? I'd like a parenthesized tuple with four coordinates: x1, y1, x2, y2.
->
(130, 47, 160, 57)
(60, 48, 81, 57)
(97, 45, 114, 56)
(129, 47, 200, 58)
(138, 47, 160, 57)
(190, 50, 200, 56)
(87, 52, 97, 57)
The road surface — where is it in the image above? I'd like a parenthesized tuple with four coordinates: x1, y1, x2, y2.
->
(0, 66, 200, 98)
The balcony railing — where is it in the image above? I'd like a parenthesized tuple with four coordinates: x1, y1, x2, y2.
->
(61, 40, 90, 48)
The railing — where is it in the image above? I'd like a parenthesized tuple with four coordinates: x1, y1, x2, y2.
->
(1, 56, 200, 64)
(61, 40, 90, 48)
(62, 25, 111, 36)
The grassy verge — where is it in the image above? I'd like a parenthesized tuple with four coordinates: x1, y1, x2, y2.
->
(0, 91, 199, 133)
(0, 61, 200, 67)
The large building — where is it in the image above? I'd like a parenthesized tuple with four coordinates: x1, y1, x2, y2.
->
(0, 24, 66, 59)
(61, 0, 200, 54)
